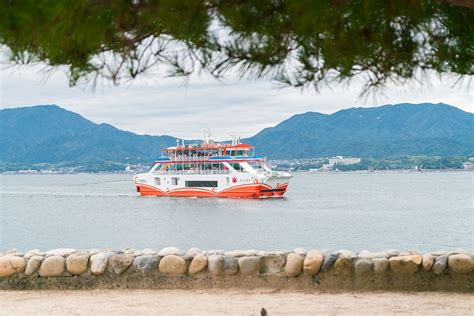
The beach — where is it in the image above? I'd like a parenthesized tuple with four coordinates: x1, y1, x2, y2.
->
(1, 289, 472, 315)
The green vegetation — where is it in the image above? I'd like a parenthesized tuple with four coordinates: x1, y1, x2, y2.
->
(1, 1, 472, 93)
(333, 156, 466, 171)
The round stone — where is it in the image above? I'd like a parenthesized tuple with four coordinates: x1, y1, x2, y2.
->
(448, 254, 474, 273)
(320, 253, 339, 272)
(25, 256, 43, 276)
(259, 255, 285, 275)
(158, 247, 183, 257)
(422, 254, 434, 271)
(108, 254, 134, 275)
(39, 255, 65, 277)
(183, 248, 201, 260)
(66, 254, 90, 275)
(388, 255, 422, 274)
(90, 252, 114, 275)
(238, 256, 260, 275)
(285, 253, 303, 277)
(142, 249, 158, 256)
(358, 250, 386, 259)
(24, 249, 45, 259)
(208, 255, 224, 275)
(133, 255, 160, 273)
(355, 259, 372, 275)
(45, 248, 77, 257)
(303, 250, 323, 275)
(188, 254, 208, 274)
(372, 258, 388, 274)
(293, 247, 307, 255)
(0, 255, 26, 277)
(432, 255, 448, 275)
(159, 255, 187, 275)
(334, 257, 353, 274)
(223, 256, 239, 275)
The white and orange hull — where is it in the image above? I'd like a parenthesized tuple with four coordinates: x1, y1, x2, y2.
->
(135, 179, 290, 198)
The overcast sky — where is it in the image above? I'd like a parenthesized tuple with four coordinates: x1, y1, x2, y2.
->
(1, 64, 472, 140)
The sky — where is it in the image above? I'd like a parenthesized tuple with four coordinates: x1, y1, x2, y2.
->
(1, 64, 472, 140)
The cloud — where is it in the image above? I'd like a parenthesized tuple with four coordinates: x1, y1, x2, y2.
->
(1, 64, 472, 140)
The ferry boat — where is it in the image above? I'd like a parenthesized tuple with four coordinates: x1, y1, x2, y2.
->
(134, 137, 292, 198)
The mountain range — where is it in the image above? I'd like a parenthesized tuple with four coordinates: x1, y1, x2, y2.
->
(0, 103, 472, 166)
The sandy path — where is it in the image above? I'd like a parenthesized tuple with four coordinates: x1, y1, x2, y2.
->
(0, 289, 472, 315)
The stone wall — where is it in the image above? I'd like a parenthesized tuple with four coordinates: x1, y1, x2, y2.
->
(1, 248, 473, 292)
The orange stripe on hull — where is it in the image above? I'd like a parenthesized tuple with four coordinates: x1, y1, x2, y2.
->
(135, 183, 288, 198)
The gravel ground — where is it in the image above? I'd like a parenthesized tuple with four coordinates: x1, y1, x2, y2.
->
(0, 289, 473, 315)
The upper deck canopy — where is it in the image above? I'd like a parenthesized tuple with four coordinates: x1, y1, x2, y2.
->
(164, 143, 254, 152)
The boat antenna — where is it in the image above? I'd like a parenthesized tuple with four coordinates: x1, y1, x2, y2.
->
(204, 129, 211, 145)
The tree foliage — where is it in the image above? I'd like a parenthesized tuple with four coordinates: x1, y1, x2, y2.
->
(1, 0, 472, 92)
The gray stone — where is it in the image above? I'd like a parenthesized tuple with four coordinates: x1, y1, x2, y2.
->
(0, 255, 26, 277)
(259, 255, 285, 275)
(158, 247, 183, 257)
(303, 250, 323, 275)
(109, 254, 134, 275)
(90, 252, 114, 275)
(422, 254, 434, 271)
(183, 247, 201, 260)
(293, 247, 307, 255)
(88, 249, 102, 256)
(208, 255, 224, 275)
(382, 249, 400, 258)
(372, 258, 388, 274)
(66, 254, 90, 275)
(133, 255, 160, 273)
(188, 254, 207, 274)
(388, 255, 422, 274)
(432, 255, 448, 275)
(25, 256, 43, 276)
(358, 250, 386, 259)
(337, 250, 356, 259)
(45, 248, 77, 257)
(320, 253, 338, 272)
(448, 254, 474, 273)
(205, 250, 225, 255)
(224, 250, 258, 257)
(223, 256, 239, 275)
(24, 249, 45, 259)
(238, 256, 260, 275)
(39, 255, 65, 277)
(142, 249, 158, 256)
(355, 259, 372, 275)
(285, 253, 303, 277)
(159, 255, 187, 275)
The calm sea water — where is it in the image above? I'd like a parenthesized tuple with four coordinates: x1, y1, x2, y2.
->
(1, 172, 472, 252)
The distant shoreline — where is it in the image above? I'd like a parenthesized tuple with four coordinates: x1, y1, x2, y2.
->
(1, 169, 473, 175)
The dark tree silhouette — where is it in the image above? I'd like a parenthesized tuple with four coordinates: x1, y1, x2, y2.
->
(0, 0, 472, 93)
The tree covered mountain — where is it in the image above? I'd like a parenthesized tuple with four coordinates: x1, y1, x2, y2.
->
(0, 105, 177, 164)
(0, 103, 472, 167)
(246, 103, 473, 159)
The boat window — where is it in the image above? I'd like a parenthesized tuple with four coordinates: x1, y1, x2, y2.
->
(185, 181, 218, 187)
(171, 177, 178, 185)
(231, 163, 247, 172)
(154, 177, 161, 186)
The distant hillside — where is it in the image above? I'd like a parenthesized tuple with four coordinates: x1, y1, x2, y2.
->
(1, 103, 472, 167)
(0, 105, 177, 164)
(245, 103, 474, 159)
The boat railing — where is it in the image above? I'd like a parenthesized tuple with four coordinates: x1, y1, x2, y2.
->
(152, 169, 232, 175)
